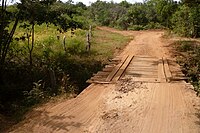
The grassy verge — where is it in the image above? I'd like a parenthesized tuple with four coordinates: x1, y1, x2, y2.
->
(0, 25, 132, 132)
(91, 28, 132, 62)
(173, 40, 200, 96)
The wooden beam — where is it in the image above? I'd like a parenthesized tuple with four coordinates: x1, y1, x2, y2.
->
(106, 55, 129, 82)
(112, 55, 134, 82)
(158, 58, 167, 82)
(163, 57, 172, 82)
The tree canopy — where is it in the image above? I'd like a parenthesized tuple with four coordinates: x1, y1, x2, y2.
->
(88, 0, 200, 37)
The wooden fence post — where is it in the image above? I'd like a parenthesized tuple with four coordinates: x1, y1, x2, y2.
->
(49, 68, 57, 94)
(63, 35, 67, 52)
(89, 25, 92, 38)
(86, 32, 91, 52)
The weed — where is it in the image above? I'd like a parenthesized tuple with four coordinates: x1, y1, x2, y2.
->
(176, 41, 195, 52)
(1, 24, 132, 122)
(174, 40, 200, 96)
(23, 80, 45, 106)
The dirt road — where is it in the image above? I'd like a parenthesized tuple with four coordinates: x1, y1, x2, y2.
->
(10, 28, 200, 133)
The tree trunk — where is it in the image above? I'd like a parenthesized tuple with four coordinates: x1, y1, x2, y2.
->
(86, 32, 91, 52)
(49, 68, 57, 94)
(0, 0, 6, 63)
(89, 25, 92, 38)
(1, 17, 19, 65)
(63, 35, 67, 52)
(30, 23, 35, 66)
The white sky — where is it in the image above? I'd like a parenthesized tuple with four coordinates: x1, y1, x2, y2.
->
(10, 0, 180, 6)
(9, 0, 144, 6)
(71, 0, 144, 6)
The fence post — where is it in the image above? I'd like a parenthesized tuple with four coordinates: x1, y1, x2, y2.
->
(49, 68, 57, 94)
(63, 35, 67, 52)
(89, 25, 92, 38)
(86, 32, 91, 52)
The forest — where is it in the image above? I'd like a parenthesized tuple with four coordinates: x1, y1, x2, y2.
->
(0, 0, 200, 129)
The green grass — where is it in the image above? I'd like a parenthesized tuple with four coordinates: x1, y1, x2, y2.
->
(13, 23, 132, 64)
(174, 40, 200, 96)
(1, 24, 133, 132)
(3, 24, 132, 112)
(91, 28, 132, 63)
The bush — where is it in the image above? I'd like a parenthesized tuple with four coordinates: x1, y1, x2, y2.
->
(176, 41, 194, 52)
(23, 80, 46, 106)
(128, 25, 144, 31)
(171, 5, 200, 38)
(54, 55, 103, 93)
(66, 37, 85, 55)
(143, 22, 164, 30)
(175, 41, 200, 96)
(194, 81, 200, 96)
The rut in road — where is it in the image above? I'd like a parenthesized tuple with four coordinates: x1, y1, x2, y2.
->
(10, 28, 200, 133)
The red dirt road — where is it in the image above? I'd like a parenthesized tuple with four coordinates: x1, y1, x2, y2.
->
(9, 28, 200, 133)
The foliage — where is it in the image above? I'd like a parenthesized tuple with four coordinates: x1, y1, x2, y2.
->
(175, 41, 200, 96)
(0, 1, 19, 66)
(88, 0, 178, 30)
(23, 80, 46, 106)
(1, 0, 200, 130)
(16, 0, 89, 66)
(0, 1, 132, 130)
(0, 0, 89, 121)
(64, 36, 85, 55)
(171, 4, 200, 37)
(88, 0, 199, 37)
(128, 25, 144, 31)
(144, 22, 164, 29)
(0, 22, 131, 122)
(91, 28, 132, 60)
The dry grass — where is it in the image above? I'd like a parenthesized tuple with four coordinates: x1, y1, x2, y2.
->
(91, 28, 132, 63)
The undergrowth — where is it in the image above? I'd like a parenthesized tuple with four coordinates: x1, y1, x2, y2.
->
(174, 40, 200, 96)
(0, 24, 132, 132)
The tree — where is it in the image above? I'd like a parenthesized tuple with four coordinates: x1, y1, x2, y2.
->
(109, 3, 127, 27)
(171, 2, 200, 37)
(88, 1, 112, 26)
(17, 0, 56, 66)
(0, 0, 19, 65)
(119, 0, 131, 8)
(182, 0, 200, 5)
(126, 3, 148, 26)
(0, 0, 20, 86)
(146, 0, 178, 28)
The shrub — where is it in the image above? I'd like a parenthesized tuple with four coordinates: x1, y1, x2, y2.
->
(194, 81, 200, 96)
(171, 5, 200, 38)
(23, 80, 45, 106)
(175, 41, 200, 96)
(176, 41, 194, 52)
(66, 37, 85, 55)
(128, 25, 144, 31)
(143, 22, 164, 30)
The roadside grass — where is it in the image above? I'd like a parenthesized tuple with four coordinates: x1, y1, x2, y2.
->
(11, 24, 133, 93)
(1, 25, 133, 132)
(91, 28, 132, 63)
(12, 23, 132, 63)
(173, 40, 200, 96)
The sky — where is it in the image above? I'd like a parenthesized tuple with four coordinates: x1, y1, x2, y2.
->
(9, 0, 180, 6)
(6, 0, 143, 6)
(71, 0, 144, 6)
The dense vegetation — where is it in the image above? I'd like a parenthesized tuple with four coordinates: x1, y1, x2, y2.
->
(88, 0, 200, 37)
(174, 40, 200, 95)
(0, 1, 133, 130)
(87, 0, 200, 95)
(0, 0, 200, 130)
(1, 0, 89, 118)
